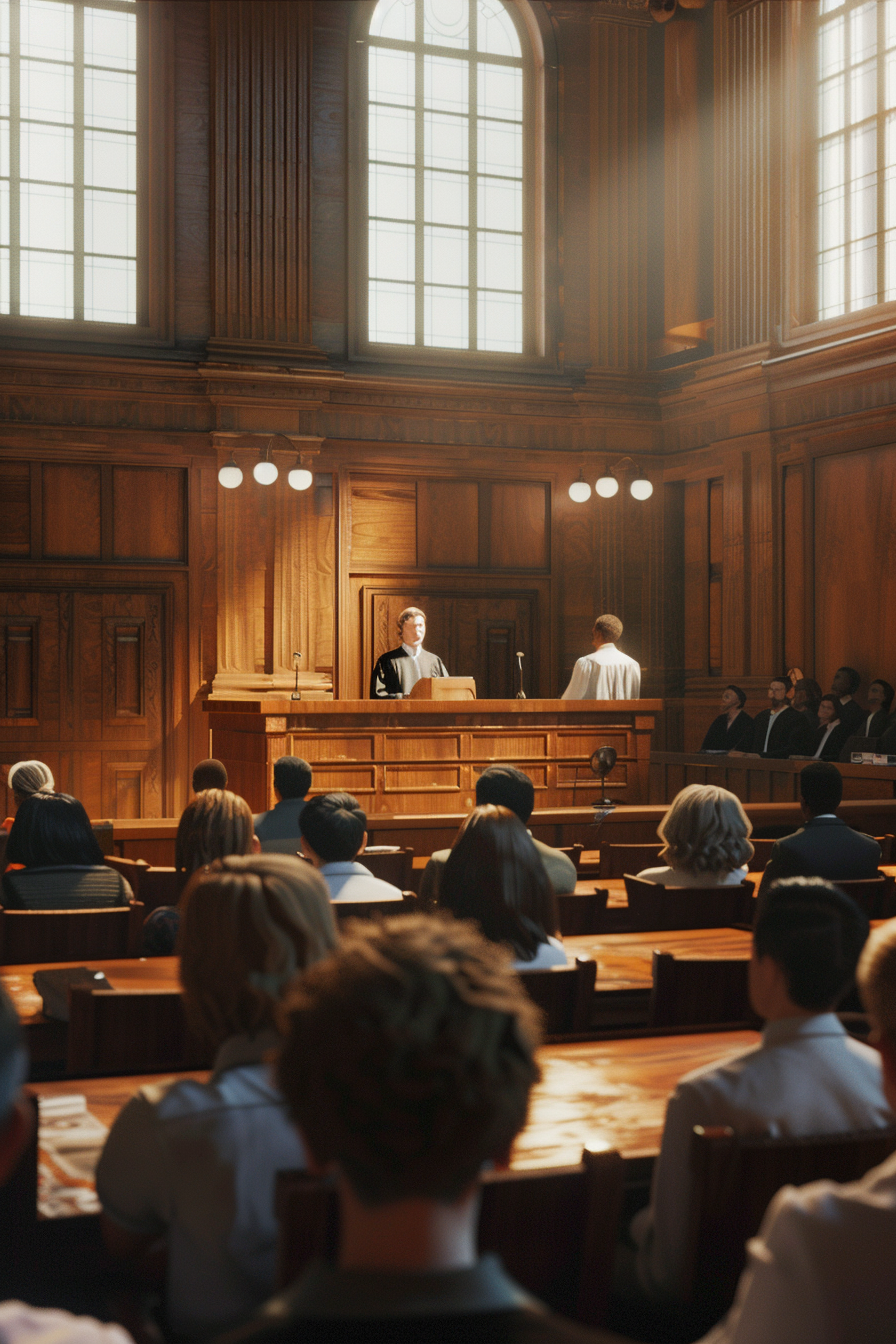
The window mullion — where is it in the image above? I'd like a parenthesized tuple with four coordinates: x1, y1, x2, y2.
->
(415, 0, 424, 346)
(9, 0, 19, 316)
(73, 0, 84, 321)
(845, 4, 852, 312)
(469, 0, 477, 351)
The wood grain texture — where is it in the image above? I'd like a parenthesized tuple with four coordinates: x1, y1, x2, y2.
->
(419, 480, 480, 568)
(350, 479, 417, 570)
(782, 463, 805, 673)
(0, 462, 29, 555)
(112, 468, 186, 562)
(42, 465, 101, 560)
(490, 483, 550, 571)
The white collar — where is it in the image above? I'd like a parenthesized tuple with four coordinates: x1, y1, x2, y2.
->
(401, 642, 422, 658)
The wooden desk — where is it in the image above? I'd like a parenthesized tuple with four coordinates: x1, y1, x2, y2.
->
(563, 928, 753, 993)
(651, 751, 896, 805)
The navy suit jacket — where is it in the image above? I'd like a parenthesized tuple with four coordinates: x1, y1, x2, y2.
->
(757, 816, 882, 897)
(253, 796, 306, 843)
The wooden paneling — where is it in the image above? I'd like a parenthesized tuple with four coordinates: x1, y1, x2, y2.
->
(490, 483, 549, 571)
(42, 466, 101, 560)
(112, 469, 186, 562)
(708, 478, 723, 673)
(350, 479, 417, 570)
(0, 463, 29, 556)
(782, 463, 805, 672)
(418, 481, 479, 568)
(684, 480, 709, 677)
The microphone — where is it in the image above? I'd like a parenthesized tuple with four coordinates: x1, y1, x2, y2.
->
(515, 651, 526, 700)
(291, 652, 302, 701)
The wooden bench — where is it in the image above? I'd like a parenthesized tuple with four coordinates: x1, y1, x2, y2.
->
(67, 985, 212, 1076)
(0, 904, 145, 964)
(649, 951, 757, 1029)
(622, 877, 755, 931)
(518, 957, 596, 1035)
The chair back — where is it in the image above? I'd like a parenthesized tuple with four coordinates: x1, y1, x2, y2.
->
(623, 876, 755, 930)
(649, 951, 757, 1029)
(599, 843, 662, 879)
(834, 875, 894, 918)
(66, 985, 212, 1076)
(104, 855, 149, 900)
(139, 866, 189, 914)
(332, 891, 419, 923)
(557, 844, 584, 872)
(684, 1123, 896, 1324)
(556, 887, 609, 936)
(518, 956, 596, 1034)
(276, 1147, 624, 1327)
(91, 821, 114, 856)
(0, 903, 143, 964)
(358, 848, 414, 888)
(258, 838, 303, 856)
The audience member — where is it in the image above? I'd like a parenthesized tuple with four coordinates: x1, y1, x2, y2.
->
(2, 794, 132, 909)
(858, 678, 895, 738)
(829, 666, 864, 735)
(804, 694, 850, 762)
(253, 756, 312, 852)
(701, 914, 896, 1343)
(419, 764, 577, 905)
(438, 804, 565, 969)
(192, 758, 228, 792)
(226, 914, 618, 1344)
(299, 793, 402, 901)
(636, 785, 753, 888)
(699, 686, 753, 753)
(2, 759, 55, 831)
(790, 678, 822, 731)
(735, 677, 814, 758)
(632, 878, 890, 1302)
(175, 789, 258, 874)
(757, 763, 881, 897)
(97, 854, 337, 1340)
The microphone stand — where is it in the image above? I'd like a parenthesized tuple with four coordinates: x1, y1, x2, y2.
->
(291, 652, 302, 701)
(515, 651, 526, 699)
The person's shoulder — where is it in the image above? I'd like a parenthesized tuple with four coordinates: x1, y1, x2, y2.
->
(214, 1308, 623, 1344)
(425, 849, 450, 866)
(634, 866, 673, 883)
(0, 1303, 133, 1344)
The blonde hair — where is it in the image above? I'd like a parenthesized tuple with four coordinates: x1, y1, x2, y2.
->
(179, 853, 338, 1050)
(8, 760, 55, 804)
(397, 606, 425, 634)
(858, 917, 896, 1046)
(175, 788, 254, 873)
(657, 784, 754, 876)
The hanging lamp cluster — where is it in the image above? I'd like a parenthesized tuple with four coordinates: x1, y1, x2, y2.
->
(218, 434, 314, 492)
(568, 457, 654, 504)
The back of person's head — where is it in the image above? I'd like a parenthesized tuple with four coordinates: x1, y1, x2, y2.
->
(870, 679, 895, 713)
(175, 788, 254, 873)
(179, 854, 337, 1051)
(5, 793, 103, 868)
(439, 804, 556, 961)
(191, 758, 228, 793)
(858, 917, 896, 1047)
(835, 666, 861, 694)
(725, 684, 747, 708)
(0, 983, 27, 1133)
(657, 784, 753, 877)
(7, 760, 55, 806)
(755, 878, 869, 1011)
(299, 792, 366, 863)
(593, 613, 623, 642)
(273, 755, 312, 801)
(475, 764, 535, 824)
(799, 761, 843, 815)
(276, 913, 542, 1205)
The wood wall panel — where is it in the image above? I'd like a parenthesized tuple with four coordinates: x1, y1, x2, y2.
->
(490, 483, 549, 571)
(0, 463, 29, 555)
(42, 465, 102, 560)
(418, 481, 479, 568)
(112, 468, 186, 562)
(782, 463, 805, 672)
(683, 480, 709, 677)
(350, 479, 417, 570)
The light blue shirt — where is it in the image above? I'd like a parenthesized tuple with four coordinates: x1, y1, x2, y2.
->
(320, 860, 403, 902)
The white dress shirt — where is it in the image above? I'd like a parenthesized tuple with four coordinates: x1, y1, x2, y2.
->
(813, 720, 840, 758)
(701, 1148, 896, 1344)
(632, 1014, 891, 1301)
(763, 705, 788, 753)
(0, 1305, 131, 1344)
(320, 860, 403, 902)
(400, 641, 423, 692)
(513, 936, 567, 971)
(560, 644, 641, 700)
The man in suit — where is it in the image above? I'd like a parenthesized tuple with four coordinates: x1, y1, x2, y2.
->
(419, 764, 578, 905)
(253, 756, 312, 853)
(733, 676, 815, 759)
(757, 762, 881, 898)
(829, 665, 865, 736)
(370, 607, 449, 699)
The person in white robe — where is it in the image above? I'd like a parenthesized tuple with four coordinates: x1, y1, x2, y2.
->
(560, 613, 641, 700)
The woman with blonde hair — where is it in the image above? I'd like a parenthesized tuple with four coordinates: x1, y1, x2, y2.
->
(96, 854, 337, 1339)
(637, 783, 753, 887)
(174, 787, 258, 873)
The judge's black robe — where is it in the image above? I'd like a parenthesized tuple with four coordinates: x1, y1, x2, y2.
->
(370, 647, 449, 699)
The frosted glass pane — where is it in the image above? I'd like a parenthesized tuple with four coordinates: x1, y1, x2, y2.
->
(885, 228, 896, 300)
(887, 116, 896, 227)
(20, 248, 73, 317)
(424, 283, 468, 346)
(820, 0, 844, 13)
(370, 163, 415, 220)
(85, 68, 136, 132)
(818, 16, 844, 80)
(819, 75, 845, 137)
(887, 0, 896, 52)
(886, 49, 896, 110)
(21, 0, 72, 61)
(84, 255, 136, 322)
(369, 279, 415, 343)
(818, 245, 845, 318)
(21, 61, 73, 123)
(85, 129, 136, 191)
(425, 54, 467, 113)
(370, 0, 415, 43)
(21, 122, 73, 184)
(0, 118, 9, 179)
(423, 0, 468, 51)
(425, 168, 467, 224)
(819, 182, 845, 251)
(478, 118, 521, 176)
(478, 65, 522, 121)
(850, 234, 878, 306)
(0, 56, 7, 117)
(21, 181, 72, 248)
(478, 0, 520, 58)
(818, 134, 844, 193)
(424, 110, 468, 170)
(0, 3, 8, 59)
(370, 104, 415, 164)
(0, 180, 8, 246)
(850, 123, 877, 240)
(0, 247, 8, 313)
(479, 174, 521, 230)
(85, 9, 137, 73)
(424, 223, 467, 283)
(850, 2, 877, 65)
(85, 188, 136, 256)
(478, 229, 521, 291)
(477, 291, 521, 351)
(369, 218, 414, 279)
(850, 57, 876, 125)
(370, 47, 414, 108)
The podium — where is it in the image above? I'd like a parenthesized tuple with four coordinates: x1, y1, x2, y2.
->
(408, 677, 476, 701)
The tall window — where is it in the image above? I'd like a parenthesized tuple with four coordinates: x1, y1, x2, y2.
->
(365, 0, 528, 354)
(0, 0, 138, 323)
(815, 0, 896, 320)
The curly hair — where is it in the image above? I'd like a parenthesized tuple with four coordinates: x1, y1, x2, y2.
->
(175, 789, 254, 873)
(276, 913, 542, 1206)
(657, 784, 754, 876)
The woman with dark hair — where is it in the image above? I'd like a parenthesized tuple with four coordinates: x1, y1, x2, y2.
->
(792, 677, 823, 731)
(699, 685, 753, 753)
(2, 794, 131, 908)
(859, 679, 895, 738)
(438, 804, 564, 968)
(804, 694, 851, 762)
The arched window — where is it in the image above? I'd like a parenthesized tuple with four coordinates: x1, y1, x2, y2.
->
(360, 0, 538, 357)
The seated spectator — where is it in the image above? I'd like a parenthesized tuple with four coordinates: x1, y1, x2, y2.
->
(757, 763, 881, 898)
(438, 804, 566, 970)
(2, 794, 132, 909)
(700, 685, 753, 753)
(636, 784, 753, 889)
(175, 788, 259, 874)
(2, 758, 54, 831)
(702, 915, 896, 1343)
(237, 914, 615, 1344)
(299, 793, 402, 902)
(790, 678, 822, 731)
(803, 694, 851, 762)
(192, 758, 228, 792)
(97, 854, 338, 1340)
(632, 878, 890, 1303)
(859, 678, 895, 738)
(879, 716, 896, 756)
(829, 665, 864, 736)
(253, 756, 312, 852)
(734, 677, 814, 759)
(419, 764, 577, 905)
(0, 984, 133, 1344)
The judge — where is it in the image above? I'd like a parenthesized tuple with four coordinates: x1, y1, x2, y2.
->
(560, 613, 641, 700)
(369, 606, 449, 699)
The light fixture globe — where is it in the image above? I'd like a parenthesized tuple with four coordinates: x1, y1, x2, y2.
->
(595, 474, 619, 499)
(630, 476, 653, 501)
(568, 477, 592, 503)
(288, 467, 314, 492)
(218, 457, 243, 489)
(253, 458, 279, 485)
